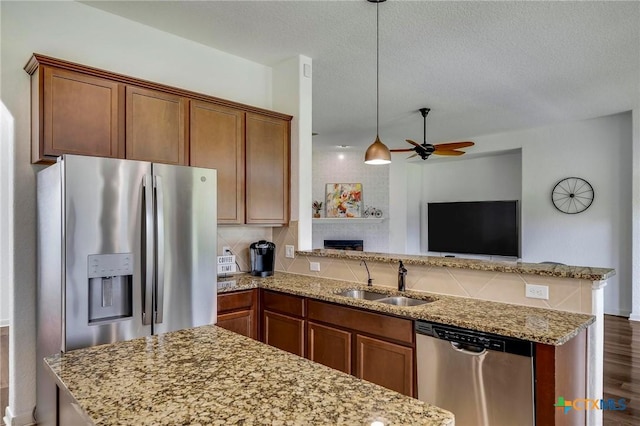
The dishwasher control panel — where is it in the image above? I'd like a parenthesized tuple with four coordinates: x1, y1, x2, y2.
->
(433, 327, 504, 351)
(415, 320, 533, 357)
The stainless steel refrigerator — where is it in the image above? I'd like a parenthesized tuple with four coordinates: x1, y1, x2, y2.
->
(36, 154, 217, 425)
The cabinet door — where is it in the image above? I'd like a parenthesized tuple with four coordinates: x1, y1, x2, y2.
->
(217, 310, 255, 339)
(245, 113, 289, 225)
(307, 321, 352, 374)
(217, 290, 257, 339)
(263, 310, 304, 357)
(190, 101, 245, 223)
(38, 66, 123, 163)
(126, 86, 187, 165)
(356, 334, 414, 397)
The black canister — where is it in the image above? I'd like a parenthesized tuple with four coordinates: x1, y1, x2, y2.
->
(249, 240, 275, 277)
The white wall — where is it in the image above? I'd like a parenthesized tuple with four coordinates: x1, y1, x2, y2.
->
(518, 113, 632, 316)
(1, 1, 274, 423)
(419, 150, 522, 255)
(0, 102, 13, 328)
(402, 113, 632, 316)
(273, 56, 313, 251)
(312, 150, 389, 252)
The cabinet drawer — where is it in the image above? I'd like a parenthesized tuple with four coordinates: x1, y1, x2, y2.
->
(262, 290, 305, 317)
(218, 290, 255, 314)
(307, 300, 413, 345)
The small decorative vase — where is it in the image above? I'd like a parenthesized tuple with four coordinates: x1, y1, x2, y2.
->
(313, 212, 321, 218)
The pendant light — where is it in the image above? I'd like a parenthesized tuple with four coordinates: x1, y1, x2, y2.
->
(364, 0, 391, 165)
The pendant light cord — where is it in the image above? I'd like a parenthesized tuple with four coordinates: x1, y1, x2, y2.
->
(376, 0, 380, 138)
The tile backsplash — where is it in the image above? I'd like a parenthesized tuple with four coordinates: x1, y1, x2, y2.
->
(312, 150, 389, 252)
(217, 226, 272, 273)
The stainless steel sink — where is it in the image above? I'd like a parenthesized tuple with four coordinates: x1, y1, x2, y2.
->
(335, 289, 388, 301)
(376, 296, 433, 306)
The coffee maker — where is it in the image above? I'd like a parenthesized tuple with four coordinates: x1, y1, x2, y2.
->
(250, 240, 275, 277)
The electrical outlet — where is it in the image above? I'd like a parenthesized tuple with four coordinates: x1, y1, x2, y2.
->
(223, 246, 231, 255)
(285, 245, 295, 259)
(525, 284, 549, 300)
(309, 262, 320, 272)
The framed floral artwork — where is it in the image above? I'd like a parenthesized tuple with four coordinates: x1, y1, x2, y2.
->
(325, 183, 363, 218)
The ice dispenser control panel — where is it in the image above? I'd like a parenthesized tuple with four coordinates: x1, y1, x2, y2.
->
(88, 253, 134, 324)
(88, 253, 133, 278)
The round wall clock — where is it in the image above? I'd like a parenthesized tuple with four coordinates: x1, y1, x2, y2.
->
(551, 177, 594, 214)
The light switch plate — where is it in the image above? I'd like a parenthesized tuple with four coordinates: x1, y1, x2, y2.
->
(285, 245, 295, 259)
(309, 262, 320, 272)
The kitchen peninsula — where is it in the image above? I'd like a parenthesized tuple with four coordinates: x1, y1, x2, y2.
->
(293, 249, 614, 425)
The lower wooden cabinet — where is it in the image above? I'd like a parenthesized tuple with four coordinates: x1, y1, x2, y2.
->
(260, 291, 415, 397)
(216, 289, 257, 339)
(217, 310, 255, 339)
(306, 299, 415, 397)
(307, 321, 352, 374)
(263, 310, 305, 357)
(356, 334, 414, 396)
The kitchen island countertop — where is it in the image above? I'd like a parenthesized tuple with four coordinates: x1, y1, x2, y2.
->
(218, 272, 594, 345)
(45, 325, 454, 426)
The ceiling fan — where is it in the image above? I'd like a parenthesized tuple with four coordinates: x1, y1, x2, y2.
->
(390, 108, 475, 160)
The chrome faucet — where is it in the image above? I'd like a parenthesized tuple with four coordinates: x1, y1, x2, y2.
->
(360, 260, 373, 286)
(398, 261, 407, 292)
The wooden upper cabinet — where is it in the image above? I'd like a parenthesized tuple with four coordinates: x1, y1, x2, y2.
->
(24, 54, 293, 214)
(190, 101, 245, 223)
(245, 113, 290, 225)
(30, 65, 123, 163)
(126, 86, 187, 165)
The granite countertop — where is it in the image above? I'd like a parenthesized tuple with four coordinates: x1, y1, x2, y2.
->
(218, 272, 594, 345)
(46, 326, 454, 426)
(296, 249, 615, 281)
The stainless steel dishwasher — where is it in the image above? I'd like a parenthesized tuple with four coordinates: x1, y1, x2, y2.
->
(415, 321, 535, 426)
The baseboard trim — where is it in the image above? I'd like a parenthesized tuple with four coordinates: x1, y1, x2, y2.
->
(605, 309, 631, 318)
(629, 313, 640, 322)
(3, 406, 35, 426)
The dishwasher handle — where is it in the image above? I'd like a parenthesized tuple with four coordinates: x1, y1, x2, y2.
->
(451, 341, 487, 356)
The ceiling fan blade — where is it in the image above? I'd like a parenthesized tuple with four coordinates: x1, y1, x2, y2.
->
(407, 153, 418, 159)
(390, 148, 415, 153)
(433, 150, 465, 156)
(433, 141, 475, 150)
(405, 139, 422, 148)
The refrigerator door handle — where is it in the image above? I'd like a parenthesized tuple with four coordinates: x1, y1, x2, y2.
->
(154, 175, 165, 324)
(142, 175, 154, 326)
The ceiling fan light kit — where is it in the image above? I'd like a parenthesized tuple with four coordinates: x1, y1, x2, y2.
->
(364, 0, 391, 165)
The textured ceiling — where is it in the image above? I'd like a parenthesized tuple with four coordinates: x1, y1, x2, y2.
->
(83, 0, 640, 151)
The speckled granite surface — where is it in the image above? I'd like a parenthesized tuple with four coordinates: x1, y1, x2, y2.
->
(296, 249, 615, 281)
(219, 272, 594, 345)
(46, 326, 454, 426)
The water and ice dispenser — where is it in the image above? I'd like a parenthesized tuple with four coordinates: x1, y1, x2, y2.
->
(87, 253, 134, 324)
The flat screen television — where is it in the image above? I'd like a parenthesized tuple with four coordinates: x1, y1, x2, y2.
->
(427, 200, 519, 257)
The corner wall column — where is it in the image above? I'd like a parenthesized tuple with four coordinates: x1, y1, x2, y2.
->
(587, 279, 606, 426)
(630, 109, 640, 322)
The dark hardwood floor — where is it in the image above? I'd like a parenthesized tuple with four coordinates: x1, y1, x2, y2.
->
(603, 314, 640, 425)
